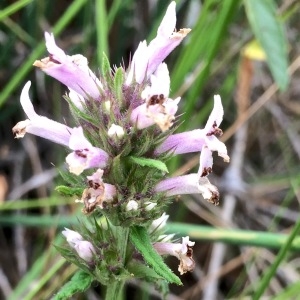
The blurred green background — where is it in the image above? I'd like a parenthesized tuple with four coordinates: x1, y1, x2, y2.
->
(1, 0, 300, 299)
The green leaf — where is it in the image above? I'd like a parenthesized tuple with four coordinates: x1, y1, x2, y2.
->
(114, 67, 124, 103)
(101, 52, 112, 85)
(0, 0, 32, 22)
(111, 154, 126, 184)
(64, 94, 99, 127)
(53, 270, 93, 300)
(55, 185, 83, 197)
(130, 226, 182, 285)
(0, 0, 88, 108)
(244, 0, 289, 90)
(127, 260, 164, 280)
(129, 156, 169, 173)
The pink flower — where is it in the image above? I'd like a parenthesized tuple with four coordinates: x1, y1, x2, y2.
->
(12, 81, 72, 146)
(130, 63, 180, 131)
(155, 95, 230, 176)
(153, 236, 195, 275)
(33, 32, 102, 101)
(155, 173, 220, 205)
(74, 241, 96, 263)
(13, 83, 109, 176)
(126, 1, 191, 84)
(66, 128, 109, 175)
(76, 169, 116, 213)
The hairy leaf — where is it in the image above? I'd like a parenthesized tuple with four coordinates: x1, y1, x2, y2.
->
(129, 156, 168, 173)
(53, 270, 93, 300)
(130, 226, 182, 285)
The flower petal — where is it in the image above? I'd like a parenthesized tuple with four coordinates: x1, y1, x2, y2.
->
(126, 41, 148, 85)
(205, 136, 230, 162)
(149, 212, 169, 233)
(153, 236, 195, 275)
(146, 2, 191, 77)
(68, 89, 84, 110)
(76, 169, 116, 213)
(155, 173, 220, 204)
(155, 129, 205, 155)
(198, 146, 213, 177)
(141, 63, 170, 99)
(204, 95, 224, 131)
(74, 240, 96, 262)
(34, 33, 102, 99)
(126, 2, 191, 84)
(12, 81, 71, 146)
(62, 228, 83, 248)
(66, 127, 109, 175)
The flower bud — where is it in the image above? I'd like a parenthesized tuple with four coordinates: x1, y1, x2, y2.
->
(126, 200, 138, 211)
(62, 228, 83, 248)
(149, 212, 169, 233)
(108, 124, 125, 138)
(104, 100, 111, 112)
(144, 201, 157, 211)
(74, 240, 96, 263)
(62, 228, 96, 263)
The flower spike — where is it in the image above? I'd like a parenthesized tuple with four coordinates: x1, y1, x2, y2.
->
(13, 0, 230, 291)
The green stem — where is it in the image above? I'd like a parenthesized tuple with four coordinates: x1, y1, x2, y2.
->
(253, 180, 300, 299)
(167, 223, 300, 251)
(105, 280, 125, 300)
(104, 225, 129, 300)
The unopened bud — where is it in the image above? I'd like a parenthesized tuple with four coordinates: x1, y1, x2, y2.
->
(144, 201, 157, 211)
(126, 200, 138, 211)
(74, 241, 96, 262)
(108, 124, 125, 138)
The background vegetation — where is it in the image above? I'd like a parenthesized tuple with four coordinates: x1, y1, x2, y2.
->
(0, 0, 299, 299)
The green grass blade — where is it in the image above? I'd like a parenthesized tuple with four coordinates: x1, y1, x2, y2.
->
(95, 0, 109, 69)
(253, 180, 300, 299)
(23, 258, 66, 300)
(171, 0, 239, 131)
(0, 215, 77, 227)
(244, 0, 289, 90)
(8, 235, 64, 300)
(273, 281, 300, 300)
(0, 0, 32, 21)
(166, 223, 300, 251)
(0, 197, 74, 211)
